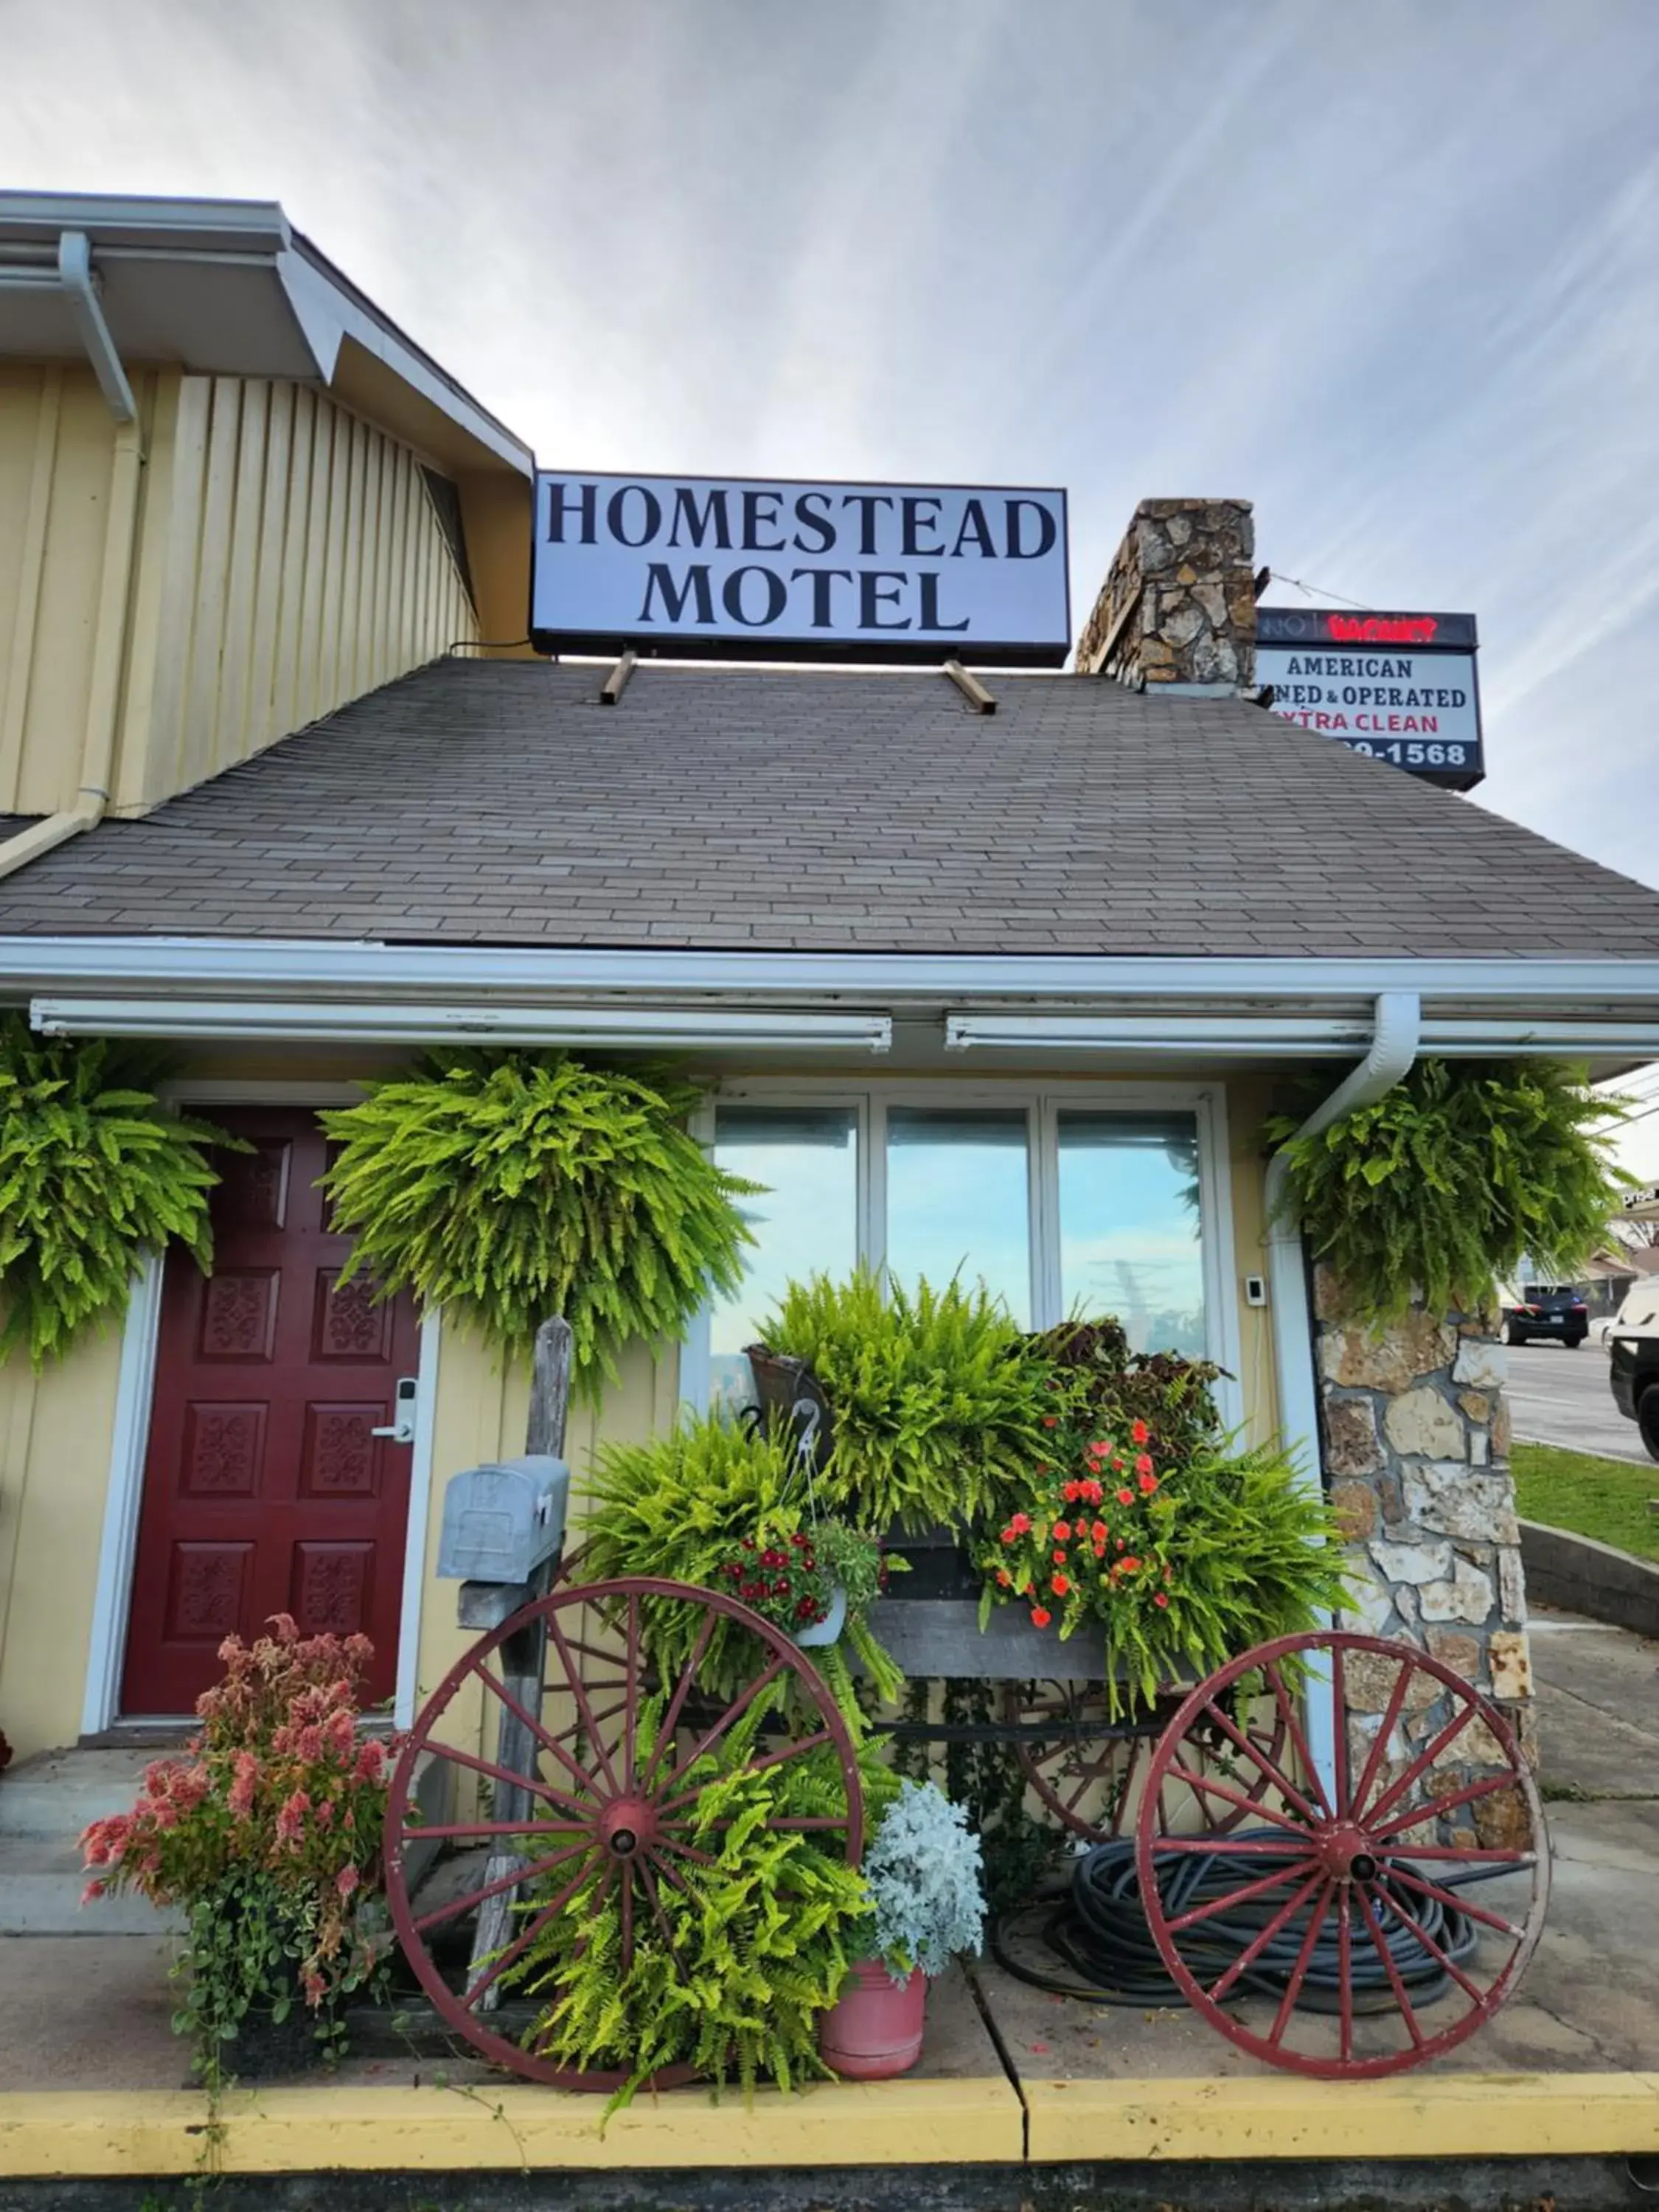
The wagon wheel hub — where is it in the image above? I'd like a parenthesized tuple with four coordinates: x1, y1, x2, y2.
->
(1315, 1820, 1381, 1884)
(598, 1794, 658, 1859)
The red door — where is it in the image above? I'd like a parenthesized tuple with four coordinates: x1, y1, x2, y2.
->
(120, 1109, 420, 1716)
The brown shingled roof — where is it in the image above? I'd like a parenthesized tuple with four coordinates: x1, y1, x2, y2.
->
(2, 659, 1658, 959)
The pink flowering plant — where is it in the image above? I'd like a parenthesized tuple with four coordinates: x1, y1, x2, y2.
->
(80, 1615, 396, 2074)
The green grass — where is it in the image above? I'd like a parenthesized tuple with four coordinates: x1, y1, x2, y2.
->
(1511, 1439, 1659, 1563)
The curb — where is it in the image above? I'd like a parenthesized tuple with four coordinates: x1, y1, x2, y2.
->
(4, 2074, 1659, 2180)
(1521, 1519, 1659, 1638)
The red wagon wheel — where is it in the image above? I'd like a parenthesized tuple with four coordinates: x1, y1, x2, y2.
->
(1135, 1630, 1549, 2079)
(385, 1577, 864, 2090)
(1004, 1680, 1290, 1840)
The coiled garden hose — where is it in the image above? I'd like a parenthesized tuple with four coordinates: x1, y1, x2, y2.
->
(991, 1832, 1486, 2014)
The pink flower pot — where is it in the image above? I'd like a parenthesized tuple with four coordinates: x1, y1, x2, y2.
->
(818, 1958, 926, 2079)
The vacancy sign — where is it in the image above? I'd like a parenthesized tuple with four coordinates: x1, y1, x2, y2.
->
(531, 473, 1071, 666)
(1255, 606, 1484, 791)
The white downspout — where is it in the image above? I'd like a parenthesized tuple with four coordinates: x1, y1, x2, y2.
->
(1265, 990, 1421, 1789)
(0, 232, 142, 883)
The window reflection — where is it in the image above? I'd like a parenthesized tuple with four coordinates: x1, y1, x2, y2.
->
(709, 1106, 858, 1407)
(884, 1107, 1030, 1325)
(1057, 1111, 1204, 1354)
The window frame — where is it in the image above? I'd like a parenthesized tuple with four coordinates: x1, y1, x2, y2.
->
(684, 1077, 1242, 1430)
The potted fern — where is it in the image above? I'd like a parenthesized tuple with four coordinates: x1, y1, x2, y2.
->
(819, 1780, 986, 2079)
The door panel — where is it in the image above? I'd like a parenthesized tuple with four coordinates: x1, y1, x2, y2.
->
(120, 1110, 419, 1715)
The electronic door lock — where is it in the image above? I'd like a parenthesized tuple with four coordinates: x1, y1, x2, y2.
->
(372, 1376, 419, 1444)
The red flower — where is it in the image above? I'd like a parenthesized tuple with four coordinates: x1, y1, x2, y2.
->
(997, 1569, 1012, 1587)
(1001, 1527, 1016, 1545)
(1082, 1480, 1103, 1504)
(1041, 1416, 1058, 1429)
(1009, 1512, 1032, 1535)
(1052, 1548, 1068, 1565)
(1154, 1591, 1169, 1609)
(1135, 1453, 1154, 1477)
(1030, 1605, 1052, 1628)
(1138, 1472, 1159, 1495)
(1088, 1439, 1109, 1457)
(1122, 1555, 1141, 1573)
(1062, 1481, 1081, 1503)
(1051, 1573, 1070, 1596)
(1053, 1521, 1072, 1543)
(336, 1863, 361, 1899)
(1116, 1488, 1134, 1506)
(1091, 1520, 1107, 1543)
(1131, 1419, 1150, 1445)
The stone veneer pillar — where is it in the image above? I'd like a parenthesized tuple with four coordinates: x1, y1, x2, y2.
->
(1075, 497, 1258, 689)
(1312, 1265, 1537, 1824)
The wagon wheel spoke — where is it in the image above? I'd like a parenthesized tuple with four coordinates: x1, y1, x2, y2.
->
(1371, 1769, 1531, 1841)
(1145, 1832, 1326, 1856)
(414, 1841, 591, 1936)
(1349, 1662, 1413, 1823)
(1258, 1661, 1333, 1822)
(1386, 1862, 1526, 1941)
(463, 1853, 606, 2011)
(545, 1615, 623, 1795)
(1379, 1844, 1533, 1865)
(653, 1655, 790, 1798)
(1330, 1644, 1352, 1815)
(1206, 1865, 1327, 2004)
(1198, 1688, 1324, 1829)
(467, 1657, 606, 1804)
(619, 1858, 636, 1976)
(639, 1610, 717, 1790)
(622, 1594, 641, 1790)
(1160, 1761, 1312, 1835)
(1268, 1877, 1335, 2042)
(1363, 1694, 1488, 1832)
(1166, 1854, 1321, 1939)
(656, 1832, 717, 1869)
(1374, 1880, 1486, 2004)
(658, 1725, 839, 1822)
(1353, 1882, 1427, 2049)
(637, 1860, 687, 1978)
(414, 1739, 596, 1824)
(1336, 1891, 1354, 2063)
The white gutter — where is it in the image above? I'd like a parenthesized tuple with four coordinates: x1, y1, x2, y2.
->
(31, 998, 894, 1053)
(6, 937, 1659, 1008)
(55, 230, 136, 425)
(947, 1013, 1659, 1057)
(1263, 990, 1422, 1796)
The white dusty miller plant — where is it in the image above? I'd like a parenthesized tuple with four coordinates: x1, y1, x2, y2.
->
(861, 1779, 986, 1987)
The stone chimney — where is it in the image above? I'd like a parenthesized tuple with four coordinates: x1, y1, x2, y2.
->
(1076, 497, 1256, 692)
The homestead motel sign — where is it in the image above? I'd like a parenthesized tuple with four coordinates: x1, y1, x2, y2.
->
(531, 472, 1071, 667)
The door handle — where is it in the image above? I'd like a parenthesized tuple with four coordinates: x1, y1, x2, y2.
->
(372, 1376, 419, 1444)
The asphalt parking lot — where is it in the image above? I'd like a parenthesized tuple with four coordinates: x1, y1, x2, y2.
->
(1506, 1337, 1652, 1464)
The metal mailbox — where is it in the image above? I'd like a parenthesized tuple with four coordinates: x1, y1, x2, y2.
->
(437, 1455, 570, 1585)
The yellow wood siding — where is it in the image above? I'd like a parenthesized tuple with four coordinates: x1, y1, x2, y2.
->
(0, 364, 481, 823)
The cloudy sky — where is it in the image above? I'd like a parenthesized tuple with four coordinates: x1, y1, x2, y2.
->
(7, 0, 1659, 1152)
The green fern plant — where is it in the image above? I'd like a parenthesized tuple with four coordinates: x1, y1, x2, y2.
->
(582, 1413, 905, 1705)
(755, 1270, 1055, 1533)
(0, 1016, 242, 1368)
(1265, 1057, 1630, 1323)
(512, 1700, 871, 2110)
(319, 1051, 757, 1393)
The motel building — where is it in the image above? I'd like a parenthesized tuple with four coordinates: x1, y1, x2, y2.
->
(6, 190, 1659, 1807)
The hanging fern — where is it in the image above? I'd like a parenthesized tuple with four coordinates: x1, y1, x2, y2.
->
(319, 1051, 757, 1392)
(1266, 1057, 1630, 1322)
(0, 1015, 240, 1368)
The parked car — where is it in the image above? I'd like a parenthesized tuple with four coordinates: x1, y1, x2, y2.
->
(1496, 1283, 1589, 1347)
(1607, 1282, 1659, 1461)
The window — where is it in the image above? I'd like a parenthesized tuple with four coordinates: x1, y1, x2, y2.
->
(886, 1108, 1031, 1326)
(1057, 1111, 1205, 1357)
(706, 1105, 858, 1407)
(695, 1087, 1230, 1402)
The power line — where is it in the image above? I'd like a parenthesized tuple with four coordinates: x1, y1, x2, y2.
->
(1264, 570, 1375, 613)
